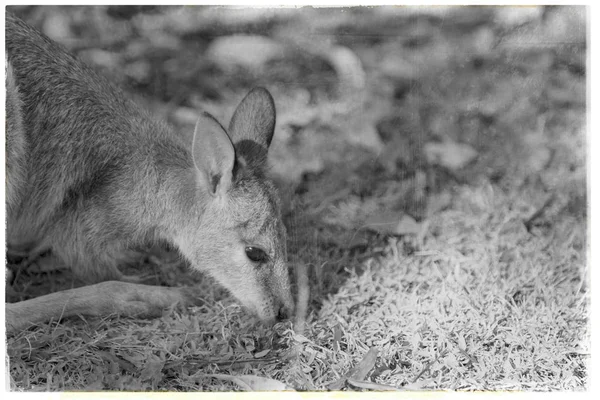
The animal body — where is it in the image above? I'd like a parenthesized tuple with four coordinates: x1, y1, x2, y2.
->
(5, 13, 294, 333)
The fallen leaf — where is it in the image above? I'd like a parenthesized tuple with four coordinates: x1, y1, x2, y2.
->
(124, 60, 151, 83)
(347, 377, 401, 391)
(379, 54, 420, 81)
(201, 374, 293, 391)
(424, 141, 478, 170)
(79, 49, 121, 71)
(171, 107, 199, 127)
(344, 117, 384, 153)
(328, 347, 379, 390)
(363, 212, 420, 236)
(333, 324, 342, 352)
(457, 333, 467, 352)
(206, 35, 286, 71)
(254, 349, 271, 359)
(498, 6, 585, 51)
(403, 378, 434, 390)
(293, 333, 312, 344)
(470, 26, 495, 55)
(494, 6, 544, 28)
(363, 210, 402, 235)
(443, 353, 459, 369)
(139, 354, 165, 387)
(42, 12, 72, 41)
(410, 332, 422, 349)
(395, 214, 420, 235)
(350, 347, 379, 380)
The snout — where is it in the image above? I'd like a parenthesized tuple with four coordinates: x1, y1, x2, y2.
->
(255, 298, 294, 326)
(275, 301, 294, 322)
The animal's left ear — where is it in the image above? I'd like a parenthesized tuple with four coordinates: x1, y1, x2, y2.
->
(191, 112, 235, 196)
(228, 87, 276, 170)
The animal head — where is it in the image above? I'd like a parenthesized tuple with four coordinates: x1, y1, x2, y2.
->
(173, 88, 294, 324)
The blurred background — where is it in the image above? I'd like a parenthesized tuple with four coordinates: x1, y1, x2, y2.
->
(6, 6, 586, 191)
(7, 5, 586, 241)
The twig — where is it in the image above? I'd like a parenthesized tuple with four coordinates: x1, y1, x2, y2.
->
(294, 262, 310, 335)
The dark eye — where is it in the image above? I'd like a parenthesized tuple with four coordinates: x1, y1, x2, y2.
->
(245, 246, 268, 263)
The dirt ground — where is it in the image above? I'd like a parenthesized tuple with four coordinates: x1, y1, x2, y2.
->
(5, 6, 588, 391)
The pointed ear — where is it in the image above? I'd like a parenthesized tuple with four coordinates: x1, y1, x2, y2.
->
(228, 87, 276, 170)
(192, 112, 235, 196)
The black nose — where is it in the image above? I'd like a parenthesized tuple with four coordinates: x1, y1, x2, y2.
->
(276, 304, 292, 322)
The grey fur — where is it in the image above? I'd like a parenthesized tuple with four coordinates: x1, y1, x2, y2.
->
(5, 13, 294, 323)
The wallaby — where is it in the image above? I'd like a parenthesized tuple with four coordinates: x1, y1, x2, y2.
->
(5, 13, 294, 333)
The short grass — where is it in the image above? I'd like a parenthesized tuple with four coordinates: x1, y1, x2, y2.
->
(6, 5, 588, 392)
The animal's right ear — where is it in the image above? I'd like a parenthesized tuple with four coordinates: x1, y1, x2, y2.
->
(228, 87, 276, 171)
(191, 112, 235, 197)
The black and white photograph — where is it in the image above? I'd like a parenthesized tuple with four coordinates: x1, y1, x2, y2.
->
(4, 4, 589, 392)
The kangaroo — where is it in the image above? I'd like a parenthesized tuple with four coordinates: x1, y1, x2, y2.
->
(5, 13, 294, 333)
